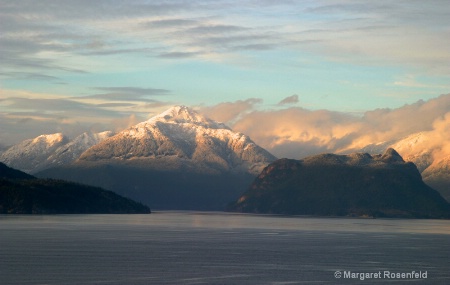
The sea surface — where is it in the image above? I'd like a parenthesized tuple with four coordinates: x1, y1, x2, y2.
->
(1, 212, 450, 284)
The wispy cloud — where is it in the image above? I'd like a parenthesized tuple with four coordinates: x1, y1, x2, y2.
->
(2, 1, 449, 74)
(0, 72, 61, 82)
(278, 95, 299, 105)
(393, 74, 450, 89)
(158, 51, 203, 59)
(84, 87, 171, 101)
(0, 87, 173, 145)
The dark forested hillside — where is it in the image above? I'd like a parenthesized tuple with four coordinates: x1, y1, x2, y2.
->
(0, 162, 150, 214)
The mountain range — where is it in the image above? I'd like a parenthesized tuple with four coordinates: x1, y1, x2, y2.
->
(229, 149, 450, 218)
(2, 105, 450, 212)
(35, 106, 276, 210)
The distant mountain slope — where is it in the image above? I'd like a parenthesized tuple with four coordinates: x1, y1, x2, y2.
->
(39, 106, 277, 210)
(0, 162, 150, 214)
(0, 133, 69, 173)
(0, 131, 114, 174)
(229, 149, 450, 218)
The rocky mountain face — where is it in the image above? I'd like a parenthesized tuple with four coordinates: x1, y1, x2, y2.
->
(0, 162, 150, 214)
(0, 131, 114, 174)
(38, 106, 277, 210)
(229, 149, 450, 218)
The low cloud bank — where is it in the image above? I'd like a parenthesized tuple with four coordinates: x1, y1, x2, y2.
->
(203, 94, 450, 161)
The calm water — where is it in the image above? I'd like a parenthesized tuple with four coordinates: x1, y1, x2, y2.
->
(1, 212, 450, 284)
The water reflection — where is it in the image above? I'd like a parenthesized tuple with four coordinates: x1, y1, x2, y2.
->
(1, 211, 449, 234)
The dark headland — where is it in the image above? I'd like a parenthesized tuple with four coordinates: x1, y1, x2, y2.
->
(228, 149, 450, 219)
(0, 162, 150, 214)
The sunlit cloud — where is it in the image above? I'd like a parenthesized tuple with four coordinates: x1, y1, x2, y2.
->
(199, 94, 450, 159)
(200, 98, 262, 124)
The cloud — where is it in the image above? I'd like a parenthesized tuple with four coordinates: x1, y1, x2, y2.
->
(158, 51, 202, 59)
(186, 24, 248, 35)
(393, 74, 450, 89)
(1, 97, 120, 120)
(0, 113, 91, 146)
(0, 87, 176, 145)
(96, 103, 137, 108)
(278, 95, 299, 105)
(231, 107, 361, 158)
(83, 87, 171, 102)
(110, 114, 143, 132)
(83, 47, 156, 56)
(202, 94, 450, 159)
(144, 18, 199, 29)
(200, 98, 262, 124)
(2, 0, 450, 76)
(386, 110, 450, 171)
(0, 72, 61, 81)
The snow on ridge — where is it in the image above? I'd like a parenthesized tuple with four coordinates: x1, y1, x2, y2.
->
(31, 133, 66, 146)
(0, 131, 114, 173)
(144, 105, 229, 130)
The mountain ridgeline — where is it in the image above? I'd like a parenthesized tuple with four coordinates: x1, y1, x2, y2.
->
(229, 149, 450, 218)
(0, 131, 114, 174)
(0, 162, 150, 214)
(38, 106, 276, 210)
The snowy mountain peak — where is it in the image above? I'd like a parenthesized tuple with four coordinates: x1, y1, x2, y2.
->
(32, 133, 66, 146)
(146, 105, 228, 129)
(0, 133, 69, 173)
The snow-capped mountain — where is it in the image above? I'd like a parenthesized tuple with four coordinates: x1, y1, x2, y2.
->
(37, 106, 277, 210)
(0, 133, 69, 173)
(79, 106, 276, 175)
(0, 131, 114, 173)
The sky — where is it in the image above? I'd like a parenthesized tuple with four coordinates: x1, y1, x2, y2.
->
(1, 0, 450, 158)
